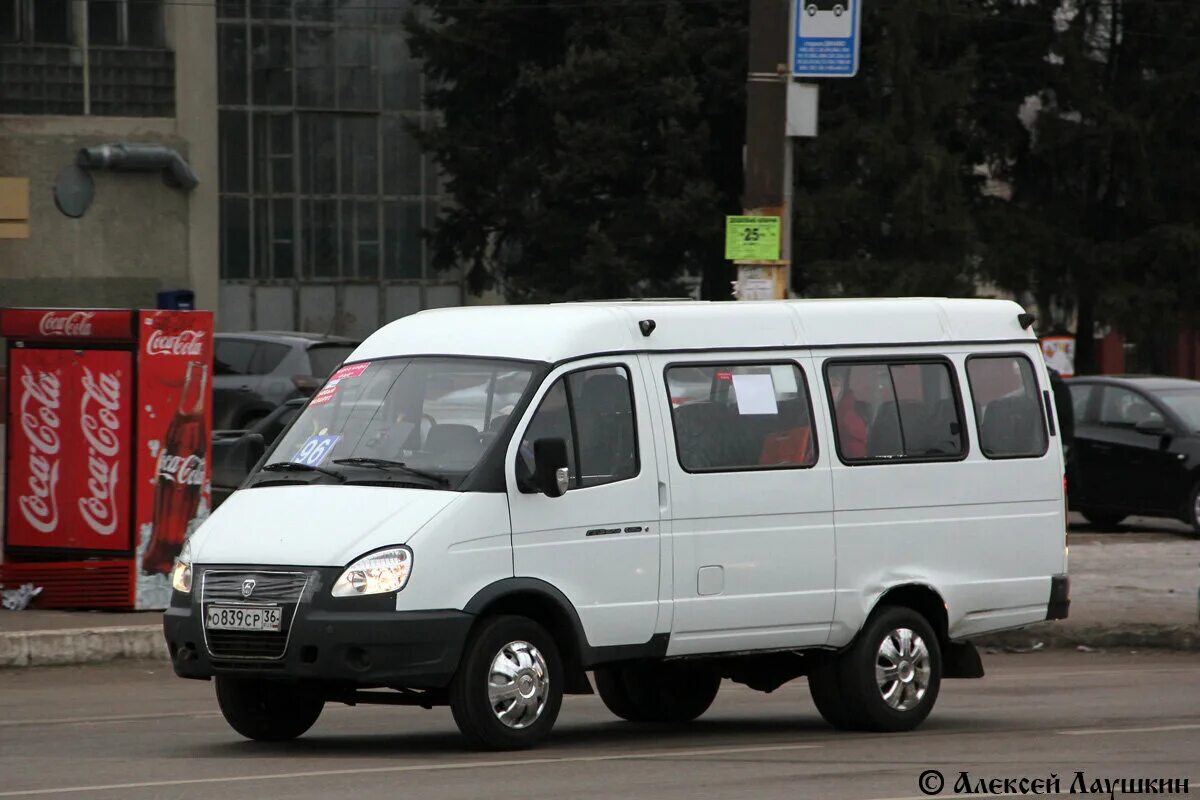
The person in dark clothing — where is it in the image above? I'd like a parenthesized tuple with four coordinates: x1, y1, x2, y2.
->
(1048, 367, 1074, 449)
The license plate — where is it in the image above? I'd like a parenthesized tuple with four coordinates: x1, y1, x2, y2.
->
(206, 605, 282, 632)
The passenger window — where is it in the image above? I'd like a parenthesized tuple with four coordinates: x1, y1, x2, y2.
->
(518, 366, 638, 491)
(666, 363, 816, 472)
(1069, 384, 1095, 424)
(826, 361, 965, 462)
(966, 356, 1049, 459)
(1098, 387, 1163, 429)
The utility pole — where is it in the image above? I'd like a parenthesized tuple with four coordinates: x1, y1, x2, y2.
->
(735, 0, 793, 300)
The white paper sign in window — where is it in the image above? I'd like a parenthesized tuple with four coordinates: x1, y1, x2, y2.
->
(731, 373, 778, 415)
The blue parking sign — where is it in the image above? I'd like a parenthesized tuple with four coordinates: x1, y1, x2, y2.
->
(793, 0, 862, 78)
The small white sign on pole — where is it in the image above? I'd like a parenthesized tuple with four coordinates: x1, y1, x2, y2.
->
(787, 82, 819, 138)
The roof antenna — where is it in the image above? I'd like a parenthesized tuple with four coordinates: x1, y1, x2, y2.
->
(1018, 312, 1036, 330)
(639, 319, 656, 337)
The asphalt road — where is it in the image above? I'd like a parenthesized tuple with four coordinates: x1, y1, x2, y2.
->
(1, 652, 1197, 800)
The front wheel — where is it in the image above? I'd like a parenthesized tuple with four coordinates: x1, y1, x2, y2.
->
(836, 606, 943, 732)
(215, 677, 324, 741)
(449, 615, 563, 750)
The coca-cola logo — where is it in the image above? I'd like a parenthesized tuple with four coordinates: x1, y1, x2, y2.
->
(146, 329, 205, 357)
(17, 367, 62, 534)
(78, 367, 123, 537)
(38, 311, 94, 337)
(157, 453, 206, 486)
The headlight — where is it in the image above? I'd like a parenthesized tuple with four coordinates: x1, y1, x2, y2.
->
(332, 547, 412, 597)
(171, 540, 193, 594)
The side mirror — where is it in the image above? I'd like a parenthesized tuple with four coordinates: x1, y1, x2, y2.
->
(533, 437, 570, 498)
(1134, 418, 1170, 437)
(242, 433, 266, 472)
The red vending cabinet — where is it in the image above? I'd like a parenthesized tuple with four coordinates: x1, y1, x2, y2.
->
(1, 308, 213, 609)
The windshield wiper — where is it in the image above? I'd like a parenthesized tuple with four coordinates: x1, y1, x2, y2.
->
(332, 458, 450, 487)
(260, 461, 346, 482)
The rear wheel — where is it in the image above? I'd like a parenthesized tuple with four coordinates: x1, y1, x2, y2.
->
(835, 606, 943, 732)
(449, 615, 563, 750)
(1186, 481, 1200, 536)
(1081, 510, 1127, 529)
(215, 677, 324, 741)
(594, 666, 649, 722)
(596, 662, 720, 723)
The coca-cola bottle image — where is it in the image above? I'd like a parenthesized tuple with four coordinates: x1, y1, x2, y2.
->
(142, 361, 208, 575)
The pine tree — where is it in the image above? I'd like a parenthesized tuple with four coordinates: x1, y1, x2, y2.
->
(406, 0, 748, 302)
(975, 0, 1200, 373)
(791, 0, 983, 298)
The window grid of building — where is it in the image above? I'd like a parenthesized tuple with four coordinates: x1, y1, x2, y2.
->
(0, 0, 172, 116)
(217, 0, 446, 285)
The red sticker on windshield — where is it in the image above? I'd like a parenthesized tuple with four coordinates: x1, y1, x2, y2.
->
(309, 384, 338, 406)
(330, 362, 370, 382)
(716, 371, 733, 381)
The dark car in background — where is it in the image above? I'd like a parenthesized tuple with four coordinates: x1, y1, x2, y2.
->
(1067, 375, 1200, 534)
(212, 331, 360, 430)
(210, 398, 306, 508)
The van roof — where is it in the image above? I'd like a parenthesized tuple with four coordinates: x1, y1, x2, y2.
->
(351, 298, 1035, 364)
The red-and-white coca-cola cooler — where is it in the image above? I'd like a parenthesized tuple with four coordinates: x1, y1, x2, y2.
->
(0, 308, 213, 610)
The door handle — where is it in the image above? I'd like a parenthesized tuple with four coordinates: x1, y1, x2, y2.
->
(1091, 443, 1113, 452)
(238, 385, 252, 392)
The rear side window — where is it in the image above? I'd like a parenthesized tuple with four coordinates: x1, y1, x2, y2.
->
(966, 355, 1048, 459)
(1068, 383, 1095, 423)
(214, 339, 256, 376)
(252, 342, 292, 374)
(825, 360, 965, 463)
(308, 344, 356, 378)
(666, 363, 816, 472)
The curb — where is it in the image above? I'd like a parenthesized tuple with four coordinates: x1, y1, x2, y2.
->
(0, 626, 167, 668)
(973, 622, 1200, 652)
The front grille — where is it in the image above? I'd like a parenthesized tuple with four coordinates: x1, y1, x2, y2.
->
(206, 630, 289, 659)
(202, 570, 309, 603)
(200, 570, 311, 661)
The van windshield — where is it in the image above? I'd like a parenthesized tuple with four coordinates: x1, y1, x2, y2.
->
(260, 357, 536, 487)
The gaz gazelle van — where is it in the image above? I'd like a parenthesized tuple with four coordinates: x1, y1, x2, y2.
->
(164, 299, 1069, 750)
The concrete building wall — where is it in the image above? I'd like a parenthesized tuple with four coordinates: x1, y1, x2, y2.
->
(0, 0, 217, 314)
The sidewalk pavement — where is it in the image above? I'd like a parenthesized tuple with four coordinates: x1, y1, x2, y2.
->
(1, 522, 1198, 669)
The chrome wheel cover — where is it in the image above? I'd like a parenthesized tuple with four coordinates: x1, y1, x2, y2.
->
(875, 627, 931, 711)
(487, 640, 549, 729)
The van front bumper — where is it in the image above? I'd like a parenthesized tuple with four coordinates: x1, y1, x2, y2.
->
(164, 589, 473, 689)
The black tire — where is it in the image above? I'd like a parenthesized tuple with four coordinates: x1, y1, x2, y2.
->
(1081, 510, 1127, 529)
(214, 677, 324, 742)
(807, 654, 855, 729)
(594, 665, 651, 722)
(1186, 481, 1200, 537)
(836, 606, 943, 732)
(449, 615, 564, 750)
(834, 4, 845, 15)
(603, 662, 721, 723)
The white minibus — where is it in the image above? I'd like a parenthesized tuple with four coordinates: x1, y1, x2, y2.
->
(165, 298, 1069, 750)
